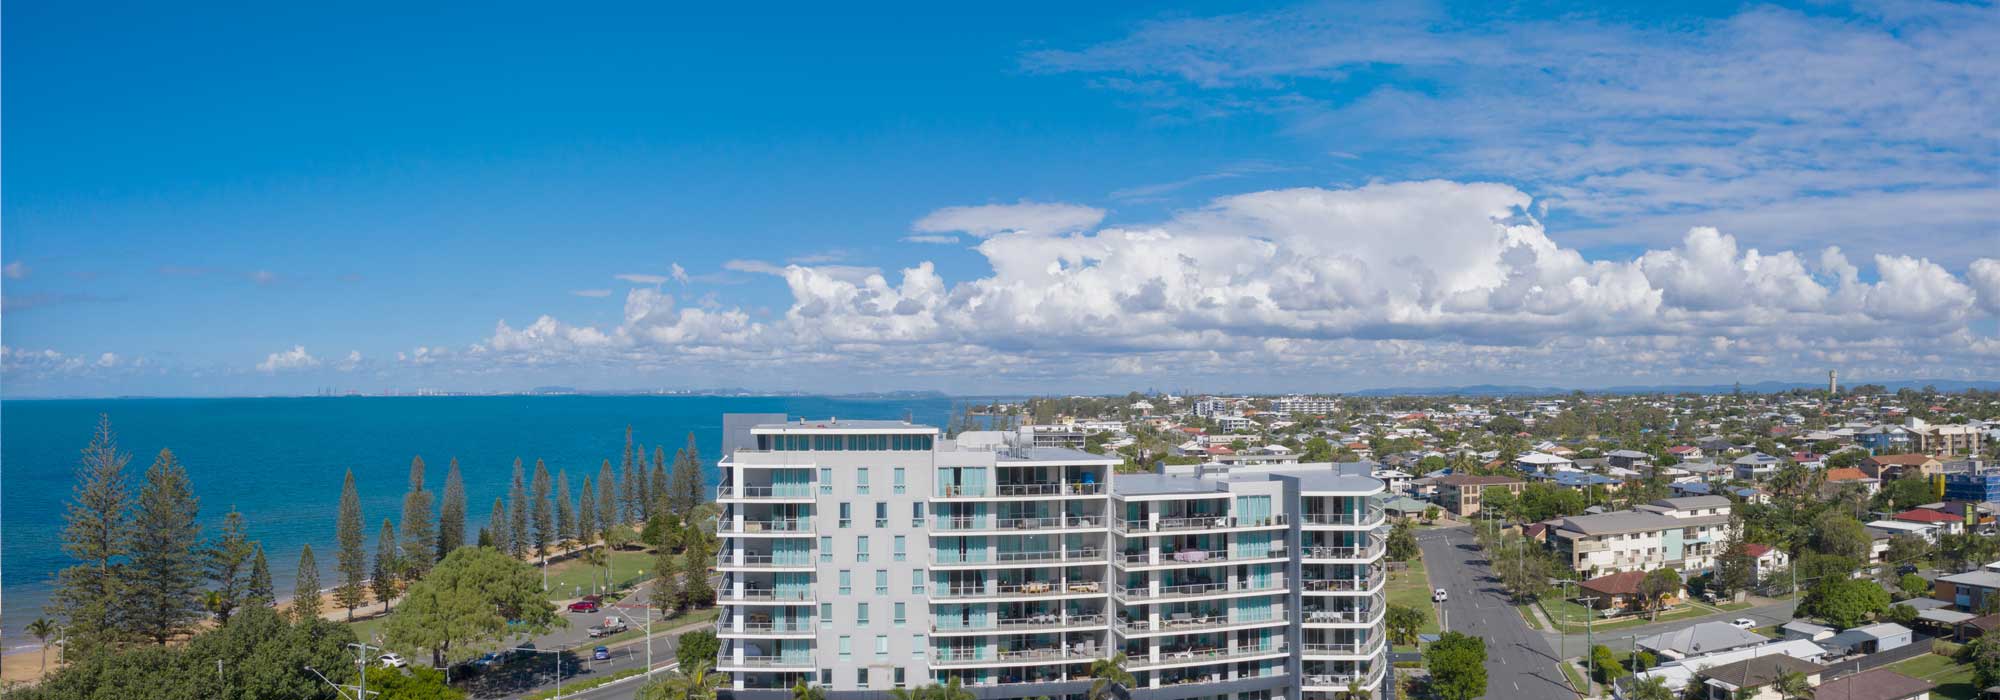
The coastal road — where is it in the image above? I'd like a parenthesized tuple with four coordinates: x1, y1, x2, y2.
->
(1418, 526, 1572, 700)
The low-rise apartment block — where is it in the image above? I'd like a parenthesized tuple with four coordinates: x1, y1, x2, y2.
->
(1546, 496, 1736, 579)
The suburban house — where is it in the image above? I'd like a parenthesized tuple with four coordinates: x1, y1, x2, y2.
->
(1636, 621, 1768, 660)
(1667, 445, 1706, 460)
(1527, 469, 1624, 492)
(1822, 467, 1882, 497)
(1577, 570, 1676, 612)
(1808, 668, 1934, 700)
(1937, 570, 2000, 612)
(1546, 496, 1737, 578)
(1733, 452, 1783, 481)
(1863, 454, 1945, 480)
(1856, 424, 1914, 454)
(1607, 449, 1654, 470)
(1433, 474, 1525, 517)
(1695, 655, 1826, 700)
(1515, 452, 1575, 472)
(1891, 508, 1965, 537)
(1742, 543, 1789, 580)
(1906, 418, 1986, 456)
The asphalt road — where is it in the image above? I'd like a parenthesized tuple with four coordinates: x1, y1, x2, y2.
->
(467, 576, 704, 699)
(1418, 526, 1574, 700)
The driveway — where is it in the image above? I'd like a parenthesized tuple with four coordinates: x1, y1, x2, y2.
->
(1418, 526, 1573, 700)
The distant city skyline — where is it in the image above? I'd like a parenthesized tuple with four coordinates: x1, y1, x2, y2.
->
(4, 1, 1997, 397)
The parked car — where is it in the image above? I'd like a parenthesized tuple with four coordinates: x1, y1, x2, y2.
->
(378, 652, 408, 668)
(471, 651, 509, 669)
(1897, 564, 1920, 575)
(1731, 618, 1757, 629)
(588, 616, 630, 638)
(593, 646, 611, 661)
(1433, 588, 1448, 603)
(568, 599, 601, 613)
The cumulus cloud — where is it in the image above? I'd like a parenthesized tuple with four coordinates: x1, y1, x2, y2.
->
(459, 181, 1996, 385)
(1968, 259, 2000, 316)
(335, 350, 363, 372)
(670, 263, 689, 285)
(913, 201, 1107, 237)
(902, 234, 962, 245)
(255, 345, 320, 373)
(3, 261, 28, 279)
(614, 273, 668, 285)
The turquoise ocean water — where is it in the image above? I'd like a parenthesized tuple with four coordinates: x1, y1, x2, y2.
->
(0, 395, 966, 647)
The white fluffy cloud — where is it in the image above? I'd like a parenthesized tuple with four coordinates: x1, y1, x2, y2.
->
(912, 201, 1107, 237)
(465, 181, 1998, 386)
(255, 345, 320, 373)
(1966, 259, 2000, 316)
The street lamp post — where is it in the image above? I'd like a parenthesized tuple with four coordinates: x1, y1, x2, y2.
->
(514, 646, 565, 699)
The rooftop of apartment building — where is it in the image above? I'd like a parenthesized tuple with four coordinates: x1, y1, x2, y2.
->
(1550, 498, 1733, 537)
(1115, 461, 1382, 496)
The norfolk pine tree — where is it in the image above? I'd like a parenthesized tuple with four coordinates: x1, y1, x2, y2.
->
(50, 415, 133, 651)
(294, 544, 323, 621)
(127, 448, 205, 645)
(635, 442, 651, 520)
(556, 471, 575, 549)
(247, 544, 275, 608)
(335, 469, 369, 620)
(578, 474, 599, 545)
(650, 446, 668, 520)
(652, 546, 685, 614)
(437, 457, 468, 559)
(508, 458, 530, 558)
(621, 450, 641, 527)
(597, 459, 618, 531)
(206, 508, 256, 623)
(531, 458, 554, 558)
(669, 446, 701, 523)
(491, 497, 510, 555)
(400, 456, 435, 580)
(373, 518, 400, 612)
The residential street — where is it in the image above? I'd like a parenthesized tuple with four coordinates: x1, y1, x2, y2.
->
(1539, 596, 1800, 661)
(1418, 526, 1574, 700)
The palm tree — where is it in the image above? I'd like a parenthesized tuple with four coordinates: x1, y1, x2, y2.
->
(1773, 669, 1813, 700)
(24, 618, 55, 670)
(1088, 652, 1135, 700)
(644, 659, 725, 700)
(792, 680, 827, 700)
(581, 545, 609, 595)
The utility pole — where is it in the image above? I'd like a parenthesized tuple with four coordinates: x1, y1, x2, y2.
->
(348, 642, 380, 700)
(1579, 594, 1601, 697)
(305, 665, 379, 700)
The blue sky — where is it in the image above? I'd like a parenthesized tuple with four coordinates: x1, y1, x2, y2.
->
(4, 1, 1997, 396)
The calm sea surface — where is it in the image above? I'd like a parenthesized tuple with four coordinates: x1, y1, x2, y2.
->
(0, 395, 966, 646)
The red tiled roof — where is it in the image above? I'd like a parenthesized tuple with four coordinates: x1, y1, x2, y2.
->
(1743, 543, 1776, 557)
(1580, 570, 1647, 596)
(1667, 446, 1698, 454)
(1893, 508, 1960, 523)
(1824, 467, 1872, 482)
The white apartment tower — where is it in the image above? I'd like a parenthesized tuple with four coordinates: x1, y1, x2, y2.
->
(714, 414, 1389, 700)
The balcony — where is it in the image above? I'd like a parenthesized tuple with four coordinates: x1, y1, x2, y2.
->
(935, 483, 1107, 500)
(1302, 665, 1387, 691)
(932, 613, 1107, 635)
(1112, 514, 1288, 535)
(1114, 608, 1289, 635)
(1302, 638, 1387, 659)
(1114, 577, 1287, 603)
(715, 553, 816, 570)
(1299, 571, 1386, 594)
(1300, 510, 1386, 528)
(1303, 596, 1386, 626)
(1300, 538, 1386, 563)
(1129, 642, 1288, 670)
(716, 485, 816, 501)
(718, 588, 816, 605)
(716, 618, 816, 637)
(929, 646, 1090, 667)
(931, 515, 1106, 533)
(718, 519, 816, 536)
(931, 580, 1106, 601)
(1117, 546, 1290, 569)
(932, 547, 1105, 569)
(718, 655, 816, 670)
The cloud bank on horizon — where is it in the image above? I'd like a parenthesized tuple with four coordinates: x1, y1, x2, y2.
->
(2, 0, 1995, 395)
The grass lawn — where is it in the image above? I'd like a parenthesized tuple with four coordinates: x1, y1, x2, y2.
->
(1889, 654, 1978, 700)
(568, 607, 719, 651)
(1561, 660, 1588, 694)
(1712, 600, 1756, 611)
(348, 616, 387, 644)
(1538, 599, 1707, 633)
(544, 548, 659, 600)
(1516, 603, 1544, 631)
(1386, 557, 1440, 634)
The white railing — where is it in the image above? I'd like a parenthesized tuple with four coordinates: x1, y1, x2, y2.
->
(1299, 572, 1387, 593)
(721, 588, 815, 602)
(716, 485, 815, 500)
(1113, 514, 1288, 533)
(936, 483, 1108, 498)
(715, 553, 815, 568)
(932, 515, 1105, 532)
(724, 655, 814, 668)
(935, 548, 1104, 567)
(933, 580, 1105, 599)
(1302, 638, 1387, 657)
(1121, 546, 1290, 567)
(1301, 509, 1386, 527)
(1115, 608, 1288, 633)
(1131, 643, 1287, 669)
(720, 519, 815, 535)
(933, 613, 1105, 633)
(930, 647, 1083, 665)
(1303, 665, 1388, 689)
(1302, 538, 1386, 561)
(1116, 577, 1287, 602)
(718, 619, 815, 634)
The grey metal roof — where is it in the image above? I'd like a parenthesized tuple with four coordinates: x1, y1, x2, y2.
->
(1636, 622, 1768, 657)
(997, 446, 1121, 463)
(752, 418, 933, 430)
(1111, 473, 1227, 496)
(1940, 571, 2000, 589)
(1649, 495, 1732, 510)
(1553, 509, 1729, 537)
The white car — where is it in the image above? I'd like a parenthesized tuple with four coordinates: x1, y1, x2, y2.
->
(1730, 618, 1757, 629)
(1433, 588, 1448, 603)
(378, 652, 408, 668)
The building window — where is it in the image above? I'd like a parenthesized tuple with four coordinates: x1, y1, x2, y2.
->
(857, 536, 871, 562)
(857, 602, 870, 624)
(895, 667, 906, 687)
(858, 668, 869, 687)
(819, 468, 833, 494)
(857, 468, 870, 495)
(894, 468, 907, 494)
(820, 669, 831, 686)
(876, 501, 889, 528)
(913, 502, 926, 528)
(876, 569, 889, 595)
(894, 601, 906, 625)
(839, 570, 852, 595)
(820, 536, 833, 563)
(821, 603, 832, 623)
(913, 634, 926, 658)
(839, 502, 852, 528)
(912, 569, 926, 594)
(876, 635, 889, 658)
(894, 535, 907, 561)
(839, 635, 851, 659)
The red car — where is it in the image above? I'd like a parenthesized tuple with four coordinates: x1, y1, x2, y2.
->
(568, 598, 601, 613)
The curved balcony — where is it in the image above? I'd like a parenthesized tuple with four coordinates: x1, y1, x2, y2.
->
(1300, 537, 1386, 564)
(1113, 608, 1289, 637)
(931, 580, 1106, 602)
(1299, 571, 1387, 595)
(717, 519, 816, 537)
(1301, 509, 1386, 529)
(931, 547, 1105, 569)
(931, 613, 1107, 636)
(1113, 577, 1287, 604)
(1111, 514, 1287, 535)
(715, 485, 816, 502)
(1302, 665, 1388, 692)
(930, 514, 1106, 534)
(1116, 546, 1289, 570)
(1128, 642, 1288, 670)
(1302, 638, 1387, 660)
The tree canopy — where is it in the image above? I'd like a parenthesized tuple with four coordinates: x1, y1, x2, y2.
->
(382, 546, 562, 668)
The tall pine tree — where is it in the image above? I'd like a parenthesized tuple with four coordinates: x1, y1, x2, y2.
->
(293, 544, 322, 622)
(578, 475, 598, 545)
(596, 459, 618, 533)
(127, 448, 204, 645)
(334, 469, 368, 620)
(399, 456, 434, 580)
(649, 446, 668, 519)
(436, 457, 467, 560)
(668, 447, 701, 523)
(508, 458, 530, 559)
(246, 543, 274, 608)
(556, 471, 575, 549)
(372, 518, 399, 613)
(205, 507, 256, 623)
(530, 459, 554, 558)
(635, 442, 651, 521)
(620, 450, 640, 527)
(49, 415, 132, 651)
(490, 497, 510, 555)
(682, 431, 703, 514)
